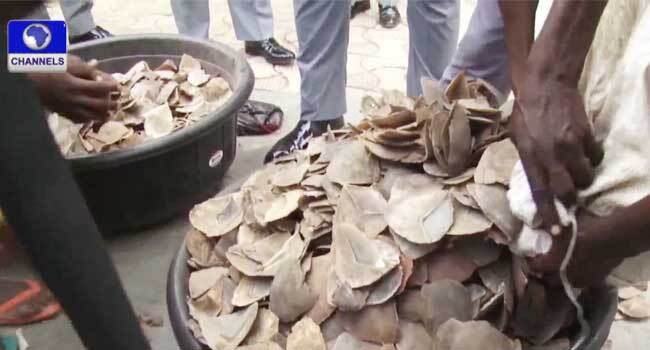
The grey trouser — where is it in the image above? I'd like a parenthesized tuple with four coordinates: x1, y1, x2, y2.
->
(171, 0, 274, 41)
(295, 0, 459, 121)
(441, 0, 510, 101)
(30, 0, 96, 37)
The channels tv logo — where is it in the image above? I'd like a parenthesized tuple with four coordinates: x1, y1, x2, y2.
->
(7, 20, 68, 73)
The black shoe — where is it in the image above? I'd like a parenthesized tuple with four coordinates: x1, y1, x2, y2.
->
(245, 38, 295, 66)
(264, 117, 345, 163)
(351, 0, 371, 19)
(69, 26, 112, 44)
(379, 5, 401, 29)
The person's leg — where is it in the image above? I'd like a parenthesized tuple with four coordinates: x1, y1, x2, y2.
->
(406, 0, 460, 97)
(295, 0, 351, 122)
(232, 0, 295, 66)
(59, 0, 95, 37)
(171, 0, 211, 39)
(25, 3, 50, 20)
(228, 0, 273, 41)
(59, 0, 111, 43)
(264, 0, 350, 162)
(441, 0, 510, 103)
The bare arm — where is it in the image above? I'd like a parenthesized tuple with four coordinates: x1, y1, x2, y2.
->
(499, 1, 650, 288)
(592, 196, 650, 260)
(27, 55, 119, 123)
(500, 0, 607, 88)
(531, 195, 650, 287)
(506, 0, 607, 232)
(498, 0, 538, 95)
(528, 1, 607, 85)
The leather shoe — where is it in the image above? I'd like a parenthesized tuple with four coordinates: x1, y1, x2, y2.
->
(264, 117, 345, 163)
(351, 0, 371, 19)
(245, 38, 295, 66)
(379, 5, 401, 29)
(69, 26, 112, 44)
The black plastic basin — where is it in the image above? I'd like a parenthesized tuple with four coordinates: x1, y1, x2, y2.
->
(67, 35, 253, 233)
(166, 241, 619, 350)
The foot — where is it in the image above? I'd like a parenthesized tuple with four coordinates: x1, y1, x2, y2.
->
(264, 117, 345, 163)
(379, 5, 401, 29)
(245, 38, 295, 66)
(69, 26, 113, 44)
(351, 0, 371, 19)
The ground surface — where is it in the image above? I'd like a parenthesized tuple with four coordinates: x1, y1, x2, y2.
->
(0, 0, 648, 349)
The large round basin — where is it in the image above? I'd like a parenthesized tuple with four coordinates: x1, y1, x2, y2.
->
(166, 241, 618, 350)
(68, 35, 254, 233)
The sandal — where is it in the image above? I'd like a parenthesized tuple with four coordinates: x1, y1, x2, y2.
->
(0, 279, 61, 326)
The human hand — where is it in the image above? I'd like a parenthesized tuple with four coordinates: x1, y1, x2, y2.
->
(510, 77, 603, 233)
(28, 55, 119, 123)
(527, 213, 622, 288)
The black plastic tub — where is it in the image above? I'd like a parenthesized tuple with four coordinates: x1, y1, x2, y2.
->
(166, 241, 619, 350)
(67, 35, 254, 233)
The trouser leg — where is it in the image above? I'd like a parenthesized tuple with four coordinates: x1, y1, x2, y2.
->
(60, 0, 96, 37)
(441, 0, 510, 102)
(406, 0, 460, 97)
(294, 0, 351, 121)
(171, 0, 211, 39)
(379, 0, 399, 7)
(26, 3, 51, 20)
(228, 0, 274, 41)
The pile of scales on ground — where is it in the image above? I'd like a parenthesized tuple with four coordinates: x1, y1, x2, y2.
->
(183, 73, 599, 350)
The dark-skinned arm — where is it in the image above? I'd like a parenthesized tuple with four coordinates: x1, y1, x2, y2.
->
(498, 0, 538, 95)
(587, 197, 650, 262)
(527, 1, 607, 85)
(28, 55, 119, 123)
(531, 195, 650, 288)
(508, 0, 607, 234)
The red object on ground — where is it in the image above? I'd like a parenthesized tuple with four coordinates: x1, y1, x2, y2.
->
(237, 100, 284, 136)
(0, 279, 62, 325)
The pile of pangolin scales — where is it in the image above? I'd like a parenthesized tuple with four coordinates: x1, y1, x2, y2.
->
(49, 54, 232, 156)
(184, 73, 621, 350)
